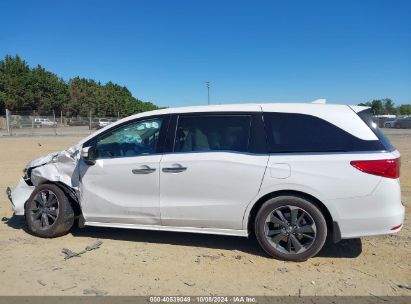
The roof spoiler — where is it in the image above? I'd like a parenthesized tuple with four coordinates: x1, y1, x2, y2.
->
(311, 99, 327, 104)
(349, 105, 371, 113)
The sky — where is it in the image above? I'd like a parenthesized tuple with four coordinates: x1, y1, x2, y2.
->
(1, 0, 410, 107)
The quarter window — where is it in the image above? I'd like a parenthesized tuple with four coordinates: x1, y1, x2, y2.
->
(264, 112, 385, 153)
(357, 109, 394, 151)
(174, 115, 251, 153)
(94, 118, 163, 159)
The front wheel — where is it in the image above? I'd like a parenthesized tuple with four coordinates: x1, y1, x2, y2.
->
(254, 196, 327, 261)
(25, 184, 74, 238)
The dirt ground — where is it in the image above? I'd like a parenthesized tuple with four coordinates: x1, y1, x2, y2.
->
(0, 132, 409, 296)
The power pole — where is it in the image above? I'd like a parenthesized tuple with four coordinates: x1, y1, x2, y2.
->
(5, 109, 10, 136)
(206, 81, 210, 105)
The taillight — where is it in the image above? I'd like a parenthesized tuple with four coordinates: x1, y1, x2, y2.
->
(350, 158, 400, 179)
(391, 224, 402, 231)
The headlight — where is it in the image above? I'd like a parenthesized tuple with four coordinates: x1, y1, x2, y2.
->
(23, 168, 29, 179)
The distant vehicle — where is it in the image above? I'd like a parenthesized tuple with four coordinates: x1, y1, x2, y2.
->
(97, 118, 116, 129)
(373, 115, 396, 119)
(34, 118, 57, 127)
(393, 117, 411, 129)
(89, 118, 100, 130)
(11, 117, 42, 128)
(68, 118, 89, 126)
(373, 115, 397, 128)
(384, 119, 397, 128)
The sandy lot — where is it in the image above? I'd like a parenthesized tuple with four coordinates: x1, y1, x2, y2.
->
(0, 132, 409, 296)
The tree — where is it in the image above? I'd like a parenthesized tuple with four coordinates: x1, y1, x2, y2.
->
(30, 65, 68, 113)
(370, 99, 384, 115)
(359, 99, 411, 116)
(0, 55, 32, 112)
(358, 102, 371, 107)
(359, 99, 394, 115)
(0, 54, 159, 116)
(397, 104, 411, 115)
(382, 98, 395, 114)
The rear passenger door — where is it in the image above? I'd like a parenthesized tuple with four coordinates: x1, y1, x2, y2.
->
(159, 113, 269, 230)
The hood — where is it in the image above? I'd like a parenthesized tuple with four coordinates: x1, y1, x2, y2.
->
(26, 143, 83, 189)
(26, 144, 82, 169)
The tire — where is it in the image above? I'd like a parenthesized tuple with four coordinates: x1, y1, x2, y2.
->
(254, 196, 327, 261)
(25, 184, 74, 238)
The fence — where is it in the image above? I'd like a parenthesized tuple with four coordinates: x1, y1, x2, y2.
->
(0, 109, 124, 136)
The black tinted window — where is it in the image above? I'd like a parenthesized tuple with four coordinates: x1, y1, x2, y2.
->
(264, 112, 385, 153)
(175, 115, 251, 153)
(357, 109, 394, 151)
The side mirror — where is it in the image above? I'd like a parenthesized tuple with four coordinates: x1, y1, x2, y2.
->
(81, 146, 96, 166)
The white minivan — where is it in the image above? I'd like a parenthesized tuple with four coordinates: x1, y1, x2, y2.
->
(7, 103, 404, 261)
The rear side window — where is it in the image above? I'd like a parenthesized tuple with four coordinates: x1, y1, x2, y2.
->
(174, 115, 251, 153)
(357, 109, 394, 151)
(264, 112, 385, 153)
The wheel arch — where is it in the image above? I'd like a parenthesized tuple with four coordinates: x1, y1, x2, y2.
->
(24, 181, 82, 217)
(246, 190, 340, 242)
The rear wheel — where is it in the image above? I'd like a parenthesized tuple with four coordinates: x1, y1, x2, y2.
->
(25, 184, 74, 238)
(254, 196, 327, 261)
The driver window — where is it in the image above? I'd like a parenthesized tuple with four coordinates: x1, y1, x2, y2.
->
(94, 118, 163, 159)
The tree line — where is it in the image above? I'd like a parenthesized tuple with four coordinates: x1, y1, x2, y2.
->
(0, 55, 158, 117)
(1, 55, 410, 117)
(358, 99, 411, 115)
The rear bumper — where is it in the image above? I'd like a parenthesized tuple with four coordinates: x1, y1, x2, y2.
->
(338, 206, 404, 239)
(7, 177, 35, 215)
(328, 178, 405, 239)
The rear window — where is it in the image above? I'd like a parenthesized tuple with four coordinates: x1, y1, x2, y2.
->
(357, 108, 394, 151)
(264, 112, 386, 153)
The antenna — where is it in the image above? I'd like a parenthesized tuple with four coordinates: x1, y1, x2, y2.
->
(311, 99, 327, 104)
(206, 81, 210, 105)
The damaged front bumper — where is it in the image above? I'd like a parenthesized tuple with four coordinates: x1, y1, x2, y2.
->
(7, 143, 82, 216)
(6, 177, 35, 215)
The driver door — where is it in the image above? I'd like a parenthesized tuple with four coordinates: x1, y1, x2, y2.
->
(79, 116, 168, 225)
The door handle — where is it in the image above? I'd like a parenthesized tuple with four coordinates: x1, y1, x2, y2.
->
(132, 165, 156, 174)
(162, 164, 187, 173)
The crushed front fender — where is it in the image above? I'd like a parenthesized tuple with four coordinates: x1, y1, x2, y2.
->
(8, 144, 83, 216)
(27, 144, 82, 189)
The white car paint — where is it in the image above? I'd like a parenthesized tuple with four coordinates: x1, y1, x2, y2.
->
(98, 118, 114, 128)
(241, 149, 403, 238)
(9, 177, 35, 215)
(159, 152, 268, 229)
(8, 103, 404, 242)
(79, 155, 162, 225)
